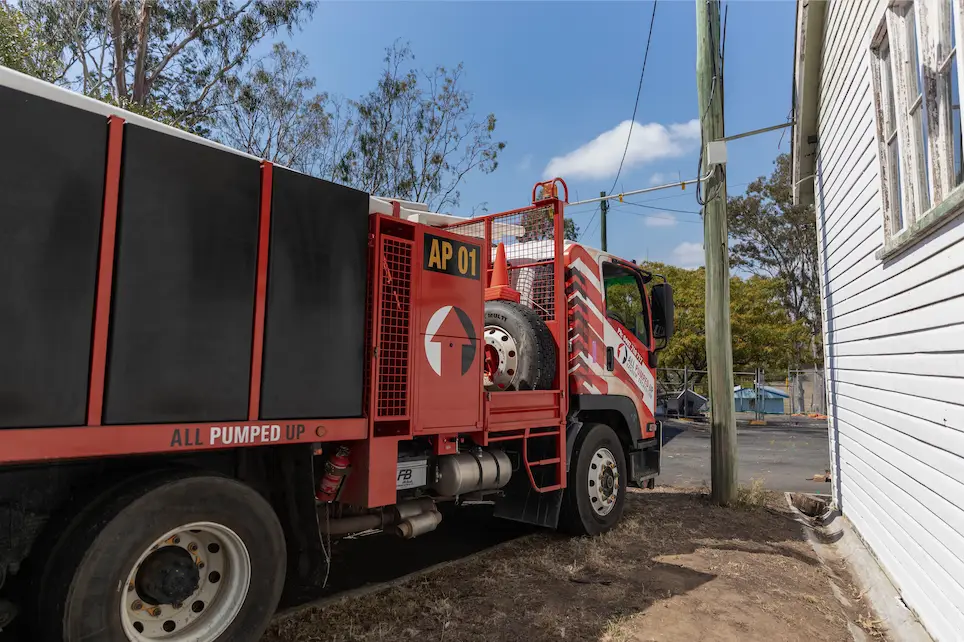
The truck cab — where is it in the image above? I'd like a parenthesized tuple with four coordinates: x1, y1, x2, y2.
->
(566, 243, 673, 490)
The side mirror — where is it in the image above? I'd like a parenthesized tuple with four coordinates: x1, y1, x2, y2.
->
(651, 283, 674, 347)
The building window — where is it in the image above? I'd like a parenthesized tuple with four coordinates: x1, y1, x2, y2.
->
(952, 55, 964, 184)
(904, 4, 931, 211)
(943, 0, 964, 185)
(869, 0, 964, 246)
(874, 37, 906, 233)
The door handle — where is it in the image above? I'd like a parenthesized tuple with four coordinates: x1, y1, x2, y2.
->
(606, 346, 614, 371)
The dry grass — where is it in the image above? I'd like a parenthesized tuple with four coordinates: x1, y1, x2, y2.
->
(734, 478, 776, 509)
(263, 488, 885, 642)
(856, 612, 887, 639)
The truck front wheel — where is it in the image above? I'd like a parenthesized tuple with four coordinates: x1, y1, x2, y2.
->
(33, 472, 285, 642)
(559, 423, 628, 536)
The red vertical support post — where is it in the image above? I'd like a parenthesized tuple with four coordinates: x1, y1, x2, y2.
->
(87, 115, 125, 426)
(363, 216, 379, 426)
(248, 161, 273, 421)
(553, 197, 568, 487)
(483, 218, 493, 285)
(371, 234, 385, 424)
(552, 198, 567, 392)
(404, 229, 419, 428)
(481, 217, 493, 435)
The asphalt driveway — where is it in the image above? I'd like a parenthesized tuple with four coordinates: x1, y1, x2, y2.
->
(660, 415, 832, 493)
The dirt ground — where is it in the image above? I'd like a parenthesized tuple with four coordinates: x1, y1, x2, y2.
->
(263, 487, 884, 642)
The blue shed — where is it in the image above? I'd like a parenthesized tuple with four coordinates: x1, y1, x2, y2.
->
(733, 384, 789, 414)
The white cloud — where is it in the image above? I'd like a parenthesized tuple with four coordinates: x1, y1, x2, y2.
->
(543, 119, 700, 180)
(671, 241, 704, 268)
(649, 172, 668, 185)
(644, 212, 677, 228)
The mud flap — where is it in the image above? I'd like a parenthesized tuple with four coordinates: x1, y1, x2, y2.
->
(493, 439, 564, 528)
(628, 449, 660, 487)
(628, 421, 661, 487)
(493, 472, 564, 529)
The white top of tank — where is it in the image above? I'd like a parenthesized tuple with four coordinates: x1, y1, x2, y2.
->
(368, 196, 527, 237)
(0, 65, 263, 162)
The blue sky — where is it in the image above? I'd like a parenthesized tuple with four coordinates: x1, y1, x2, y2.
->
(283, 0, 797, 268)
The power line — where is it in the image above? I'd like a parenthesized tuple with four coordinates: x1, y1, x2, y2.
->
(569, 180, 751, 242)
(778, 105, 793, 149)
(622, 200, 702, 216)
(613, 207, 703, 225)
(608, 0, 659, 197)
(579, 204, 601, 241)
(566, 180, 750, 214)
(578, 201, 703, 246)
(583, 207, 601, 240)
(630, 180, 749, 205)
(580, 0, 659, 243)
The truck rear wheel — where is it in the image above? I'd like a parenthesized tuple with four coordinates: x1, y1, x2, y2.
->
(559, 423, 627, 536)
(483, 300, 556, 391)
(33, 472, 285, 642)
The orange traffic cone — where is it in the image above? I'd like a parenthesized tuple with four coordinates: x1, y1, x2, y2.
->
(490, 243, 509, 288)
(485, 242, 521, 303)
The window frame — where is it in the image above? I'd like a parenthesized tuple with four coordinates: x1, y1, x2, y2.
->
(601, 260, 652, 350)
(871, 31, 906, 237)
(869, 0, 964, 256)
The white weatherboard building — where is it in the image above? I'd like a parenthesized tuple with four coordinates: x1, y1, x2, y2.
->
(793, 1, 964, 640)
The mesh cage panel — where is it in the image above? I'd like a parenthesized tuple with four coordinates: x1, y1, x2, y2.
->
(446, 206, 557, 322)
(375, 236, 413, 418)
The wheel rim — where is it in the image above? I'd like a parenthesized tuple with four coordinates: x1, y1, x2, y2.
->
(588, 447, 619, 516)
(120, 522, 250, 641)
(483, 325, 519, 390)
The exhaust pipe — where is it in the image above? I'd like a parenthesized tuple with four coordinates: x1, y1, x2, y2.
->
(395, 510, 443, 539)
(318, 498, 442, 538)
(394, 497, 436, 521)
(318, 506, 393, 536)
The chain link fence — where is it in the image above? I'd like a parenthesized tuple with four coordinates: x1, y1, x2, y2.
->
(656, 366, 826, 418)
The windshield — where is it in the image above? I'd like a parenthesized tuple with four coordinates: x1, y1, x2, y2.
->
(602, 263, 651, 347)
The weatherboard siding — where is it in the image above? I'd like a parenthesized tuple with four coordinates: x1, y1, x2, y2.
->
(815, 1, 964, 640)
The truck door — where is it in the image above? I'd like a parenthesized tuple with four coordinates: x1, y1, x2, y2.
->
(599, 260, 657, 418)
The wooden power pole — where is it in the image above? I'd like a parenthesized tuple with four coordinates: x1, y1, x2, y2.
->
(599, 191, 608, 251)
(696, 0, 737, 505)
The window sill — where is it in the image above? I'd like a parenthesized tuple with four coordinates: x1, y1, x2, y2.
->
(876, 183, 964, 261)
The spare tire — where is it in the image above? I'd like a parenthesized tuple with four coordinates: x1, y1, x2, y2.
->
(483, 300, 556, 390)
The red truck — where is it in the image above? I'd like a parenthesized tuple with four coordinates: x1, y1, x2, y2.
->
(0, 67, 674, 642)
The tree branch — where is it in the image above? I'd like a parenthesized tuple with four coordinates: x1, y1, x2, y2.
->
(146, 1, 253, 89)
(109, 0, 126, 100)
(131, 0, 152, 104)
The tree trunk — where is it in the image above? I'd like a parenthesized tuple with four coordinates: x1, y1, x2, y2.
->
(109, 0, 127, 101)
(132, 0, 152, 105)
